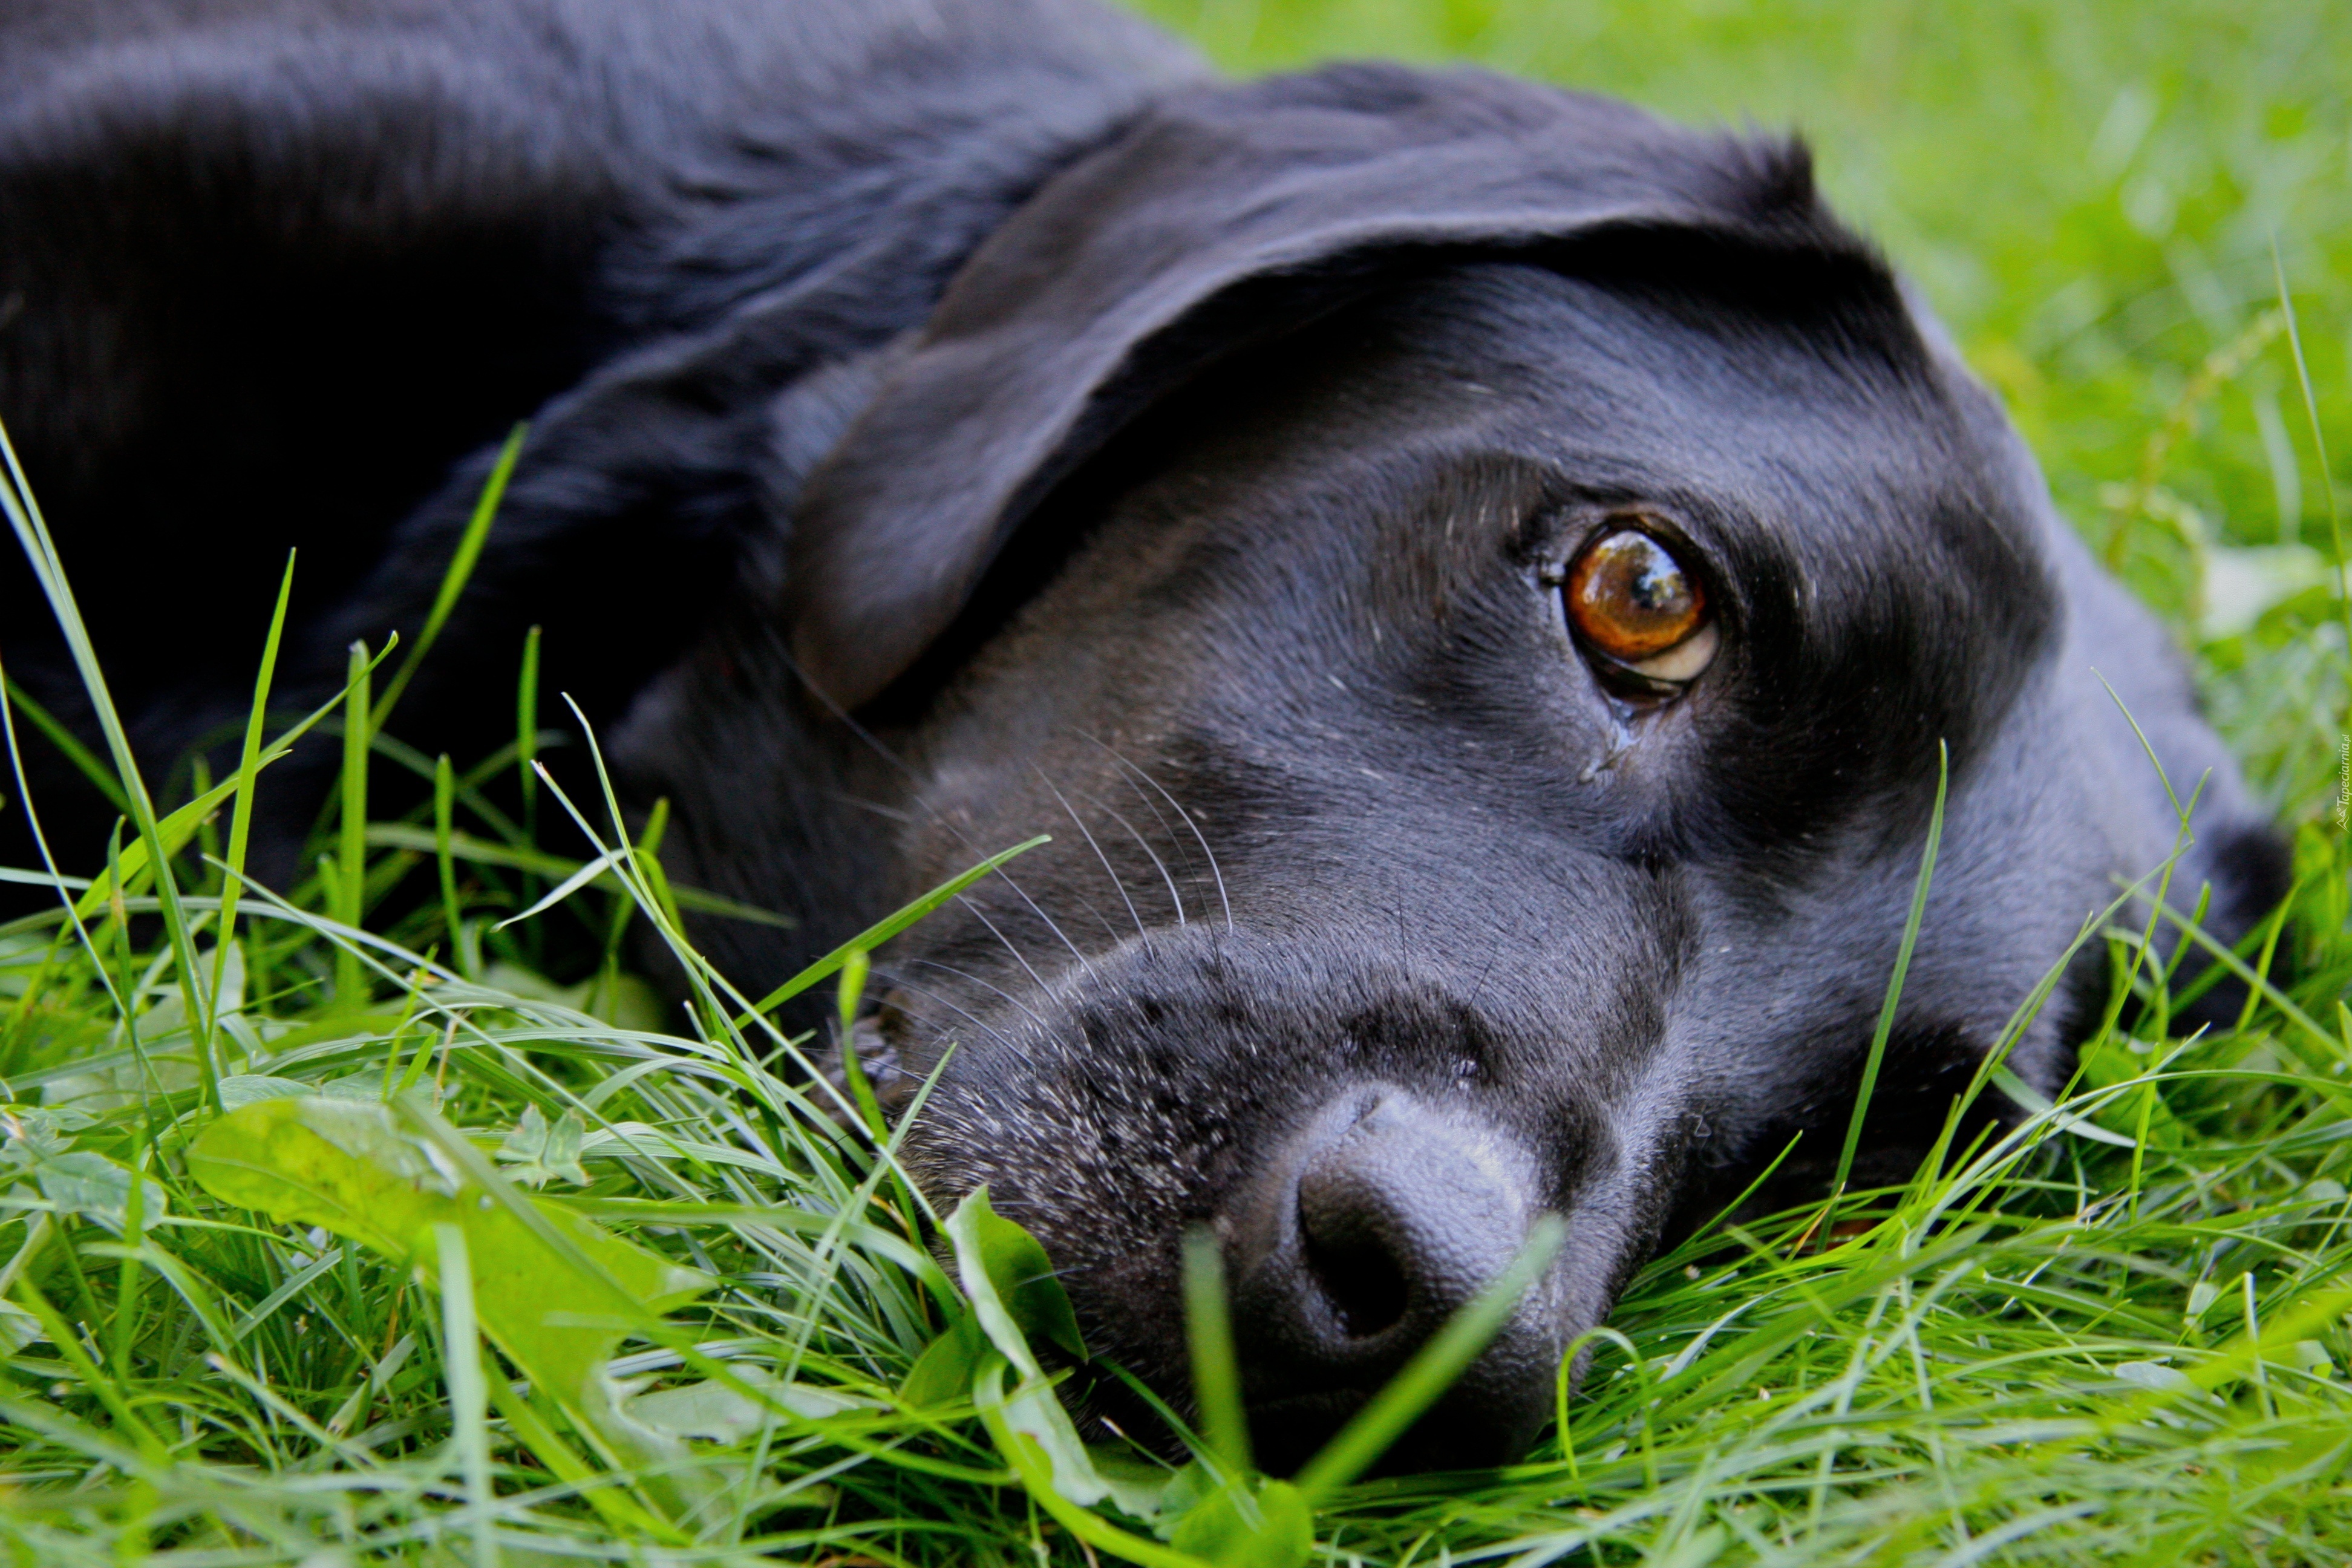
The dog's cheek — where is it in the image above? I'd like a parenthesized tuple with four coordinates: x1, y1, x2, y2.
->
(896, 1039, 1262, 1371)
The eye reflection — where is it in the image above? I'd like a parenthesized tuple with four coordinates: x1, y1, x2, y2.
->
(1562, 524, 1716, 687)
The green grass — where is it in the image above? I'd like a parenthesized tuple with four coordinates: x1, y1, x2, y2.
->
(4, 1, 2351, 1563)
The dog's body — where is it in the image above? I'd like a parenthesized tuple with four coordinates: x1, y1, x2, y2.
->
(1, 0, 2285, 1468)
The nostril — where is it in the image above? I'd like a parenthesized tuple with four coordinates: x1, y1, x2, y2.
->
(1230, 1088, 1558, 1473)
(1299, 1218, 1410, 1339)
(1298, 1194, 1402, 1344)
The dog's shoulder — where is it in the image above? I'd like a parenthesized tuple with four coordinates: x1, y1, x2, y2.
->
(0, 0, 1197, 116)
(0, 0, 1203, 612)
(0, 0, 1205, 350)
(0, 0, 1206, 892)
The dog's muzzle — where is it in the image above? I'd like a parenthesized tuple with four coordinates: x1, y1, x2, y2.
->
(1225, 1085, 1561, 1472)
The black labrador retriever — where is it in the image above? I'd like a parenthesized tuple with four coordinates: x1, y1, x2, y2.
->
(0, 0, 2285, 1470)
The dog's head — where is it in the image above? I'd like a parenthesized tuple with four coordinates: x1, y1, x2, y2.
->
(641, 65, 2286, 1471)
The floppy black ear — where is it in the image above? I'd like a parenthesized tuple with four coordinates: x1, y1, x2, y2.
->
(784, 64, 1851, 707)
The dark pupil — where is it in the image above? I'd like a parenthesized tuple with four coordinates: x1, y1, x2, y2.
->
(1616, 538, 1686, 618)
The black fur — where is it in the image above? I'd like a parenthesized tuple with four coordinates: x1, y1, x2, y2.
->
(0, 0, 2286, 1471)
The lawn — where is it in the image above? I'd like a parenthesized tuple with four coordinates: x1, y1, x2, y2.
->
(3, 1, 2350, 1564)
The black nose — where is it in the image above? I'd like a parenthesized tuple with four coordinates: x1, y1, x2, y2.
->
(1226, 1087, 1560, 1474)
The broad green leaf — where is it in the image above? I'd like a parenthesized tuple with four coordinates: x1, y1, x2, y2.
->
(0, 1105, 89, 1163)
(975, 1356, 1209, 1568)
(2, 1102, 163, 1240)
(2077, 1039, 2141, 1091)
(496, 1103, 589, 1187)
(1168, 1477, 1313, 1568)
(41, 1044, 204, 1114)
(945, 1184, 1086, 1365)
(2076, 1041, 2183, 1148)
(946, 1188, 1152, 1516)
(629, 1368, 866, 1443)
(217, 1075, 312, 1109)
(0, 1299, 42, 1353)
(1001, 1377, 1123, 1512)
(186, 1096, 714, 1513)
(901, 1312, 989, 1409)
(33, 1151, 166, 1235)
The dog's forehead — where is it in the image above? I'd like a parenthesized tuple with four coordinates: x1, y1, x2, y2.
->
(1365, 265, 2047, 609)
(983, 258, 2066, 874)
(1236, 262, 2063, 792)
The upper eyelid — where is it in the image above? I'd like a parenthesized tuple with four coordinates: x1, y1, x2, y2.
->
(1547, 512, 1713, 595)
(1535, 501, 1708, 565)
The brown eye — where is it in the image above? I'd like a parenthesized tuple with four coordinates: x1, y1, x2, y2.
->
(1563, 524, 1717, 684)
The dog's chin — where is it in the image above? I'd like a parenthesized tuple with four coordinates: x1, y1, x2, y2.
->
(1240, 1385, 1546, 1478)
(1243, 1388, 1373, 1475)
(1078, 1370, 1547, 1480)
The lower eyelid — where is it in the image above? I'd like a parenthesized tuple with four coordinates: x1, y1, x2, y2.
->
(1624, 621, 1719, 682)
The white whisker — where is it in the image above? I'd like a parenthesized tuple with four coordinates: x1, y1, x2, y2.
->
(1075, 785, 1186, 927)
(1036, 763, 1148, 938)
(1082, 733, 1233, 932)
(891, 957, 1057, 1039)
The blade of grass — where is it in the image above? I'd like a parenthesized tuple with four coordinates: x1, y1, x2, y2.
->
(8, 1233, 160, 1455)
(0, 414, 223, 1110)
(434, 1223, 500, 1568)
(363, 822, 793, 927)
(479, 1356, 671, 1539)
(337, 642, 372, 1004)
(1828, 741, 1949, 1207)
(834, 946, 887, 1140)
(370, 425, 526, 731)
(109, 1138, 147, 1382)
(592, 795, 662, 1018)
(433, 754, 467, 977)
(0, 648, 127, 1019)
(73, 639, 399, 925)
(1292, 1214, 1565, 1503)
(517, 622, 542, 968)
(1181, 1224, 1250, 1478)
(2272, 241, 2348, 683)
(731, 832, 1053, 1024)
(517, 622, 541, 828)
(0, 678, 129, 818)
(832, 945, 924, 1238)
(492, 847, 622, 930)
(209, 550, 296, 1070)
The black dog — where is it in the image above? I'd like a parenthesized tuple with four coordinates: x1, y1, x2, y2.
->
(1, 0, 2285, 1470)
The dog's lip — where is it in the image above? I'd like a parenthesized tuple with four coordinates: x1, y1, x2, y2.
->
(1236, 1386, 1371, 1428)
